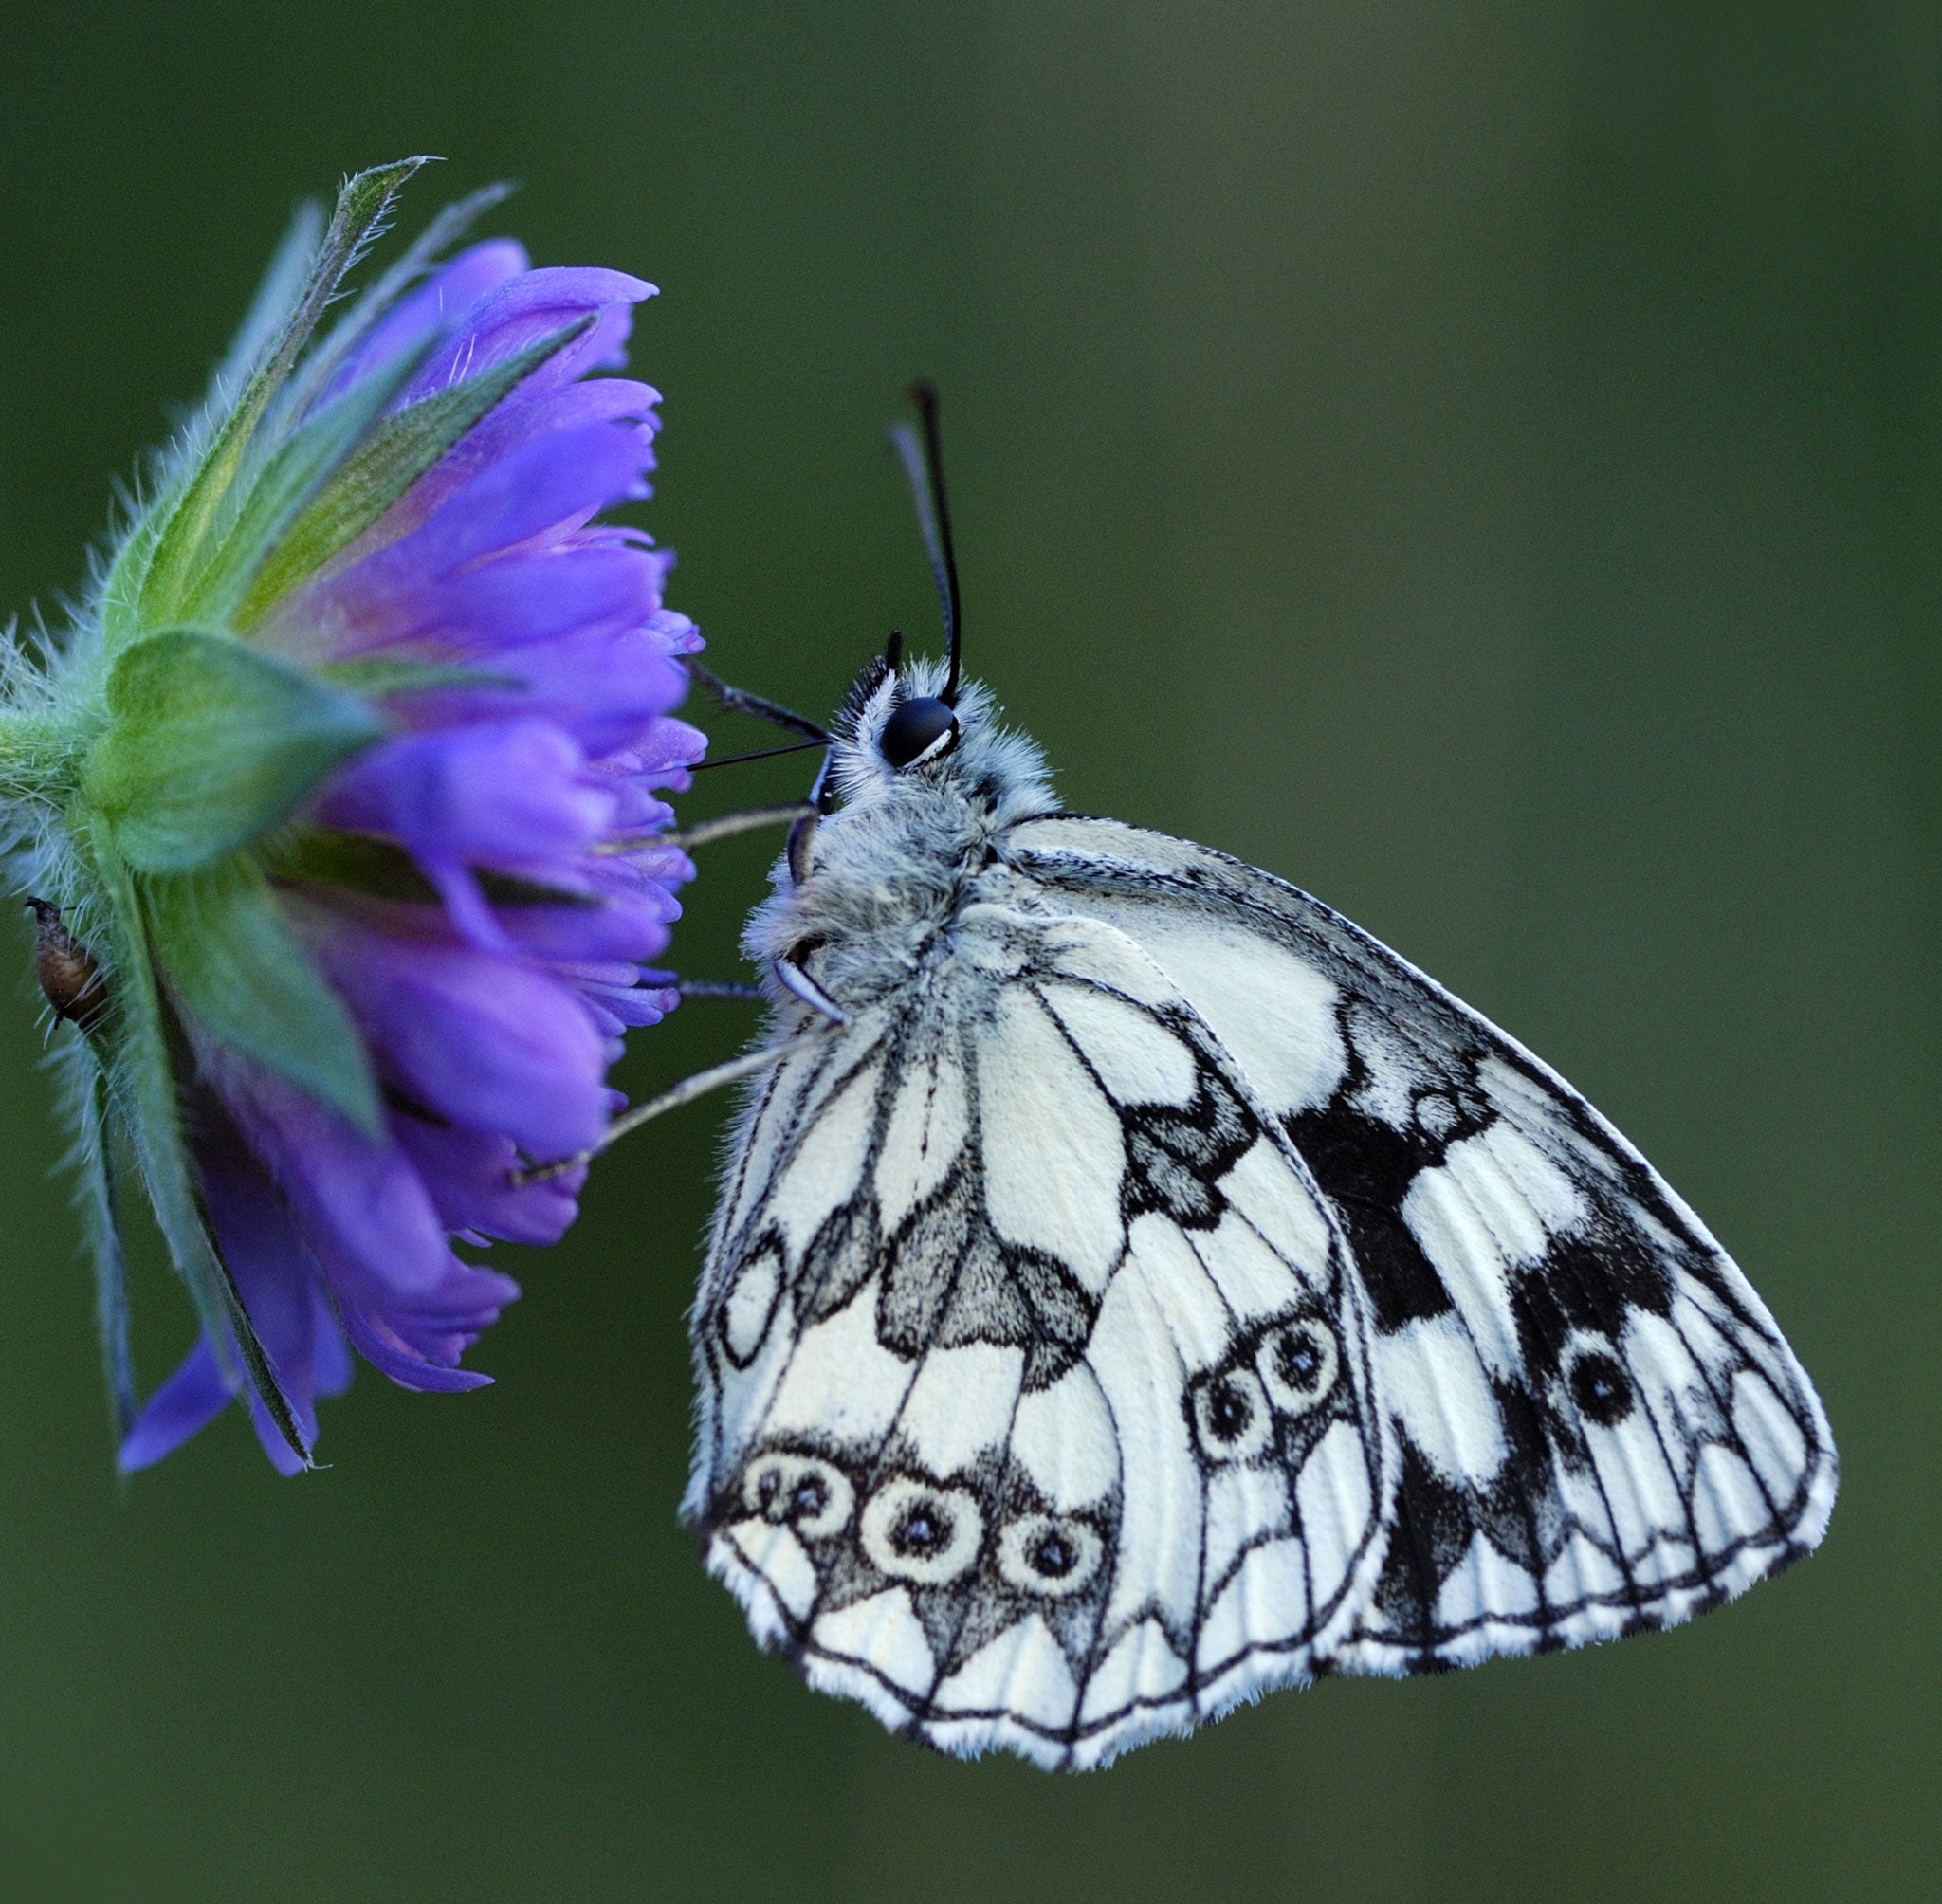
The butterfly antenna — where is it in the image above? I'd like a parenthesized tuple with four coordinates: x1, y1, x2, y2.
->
(688, 737, 828, 772)
(888, 382, 962, 705)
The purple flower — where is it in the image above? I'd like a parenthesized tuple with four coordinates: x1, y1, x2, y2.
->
(0, 164, 701, 1473)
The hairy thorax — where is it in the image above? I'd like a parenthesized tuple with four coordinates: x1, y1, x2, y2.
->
(742, 777, 1054, 1019)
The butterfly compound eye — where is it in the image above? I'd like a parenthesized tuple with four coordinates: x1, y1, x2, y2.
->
(878, 696, 959, 770)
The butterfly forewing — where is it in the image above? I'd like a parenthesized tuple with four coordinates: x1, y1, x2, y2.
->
(686, 903, 1394, 1767)
(1006, 815, 1838, 1673)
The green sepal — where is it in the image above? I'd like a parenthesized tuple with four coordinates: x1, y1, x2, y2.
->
(236, 317, 594, 626)
(183, 329, 434, 628)
(83, 630, 383, 873)
(129, 159, 430, 635)
(142, 852, 383, 1139)
(266, 827, 596, 911)
(92, 851, 313, 1467)
(64, 1048, 137, 1445)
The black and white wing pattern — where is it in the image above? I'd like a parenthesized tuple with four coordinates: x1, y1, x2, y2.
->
(1006, 815, 1838, 1676)
(686, 906, 1397, 1769)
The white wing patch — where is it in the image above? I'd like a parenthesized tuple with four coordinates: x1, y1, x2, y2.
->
(1068, 899, 1348, 1118)
(1009, 1364, 1118, 1510)
(875, 1045, 968, 1230)
(978, 989, 1127, 1293)
(687, 906, 1391, 1768)
(1379, 1314, 1509, 1481)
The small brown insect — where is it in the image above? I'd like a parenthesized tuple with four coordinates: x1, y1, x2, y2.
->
(26, 898, 110, 1034)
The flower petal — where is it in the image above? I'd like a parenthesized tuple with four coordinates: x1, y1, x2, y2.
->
(319, 239, 531, 409)
(205, 1049, 521, 1381)
(304, 913, 612, 1157)
(398, 266, 654, 408)
(380, 419, 657, 574)
(336, 1302, 497, 1392)
(391, 1114, 587, 1245)
(320, 720, 616, 870)
(119, 1339, 232, 1474)
(396, 626, 689, 758)
(486, 887, 681, 964)
(385, 379, 660, 542)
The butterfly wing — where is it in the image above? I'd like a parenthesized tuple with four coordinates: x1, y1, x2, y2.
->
(686, 905, 1396, 1767)
(1005, 815, 1838, 1675)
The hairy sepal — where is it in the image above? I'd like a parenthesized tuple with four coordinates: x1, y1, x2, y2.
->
(59, 1046, 137, 1445)
(84, 630, 382, 872)
(120, 158, 429, 638)
(184, 330, 434, 627)
(142, 852, 383, 1138)
(93, 852, 313, 1467)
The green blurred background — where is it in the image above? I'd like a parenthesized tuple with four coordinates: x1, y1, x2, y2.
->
(0, 2, 1935, 1897)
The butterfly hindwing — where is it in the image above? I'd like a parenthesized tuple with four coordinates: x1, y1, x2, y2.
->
(686, 904, 1394, 1767)
(1006, 815, 1838, 1673)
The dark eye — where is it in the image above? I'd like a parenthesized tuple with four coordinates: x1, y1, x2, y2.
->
(878, 696, 959, 769)
(1203, 1377, 1254, 1443)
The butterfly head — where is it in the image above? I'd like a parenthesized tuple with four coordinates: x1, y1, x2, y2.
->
(808, 652, 1053, 832)
(820, 651, 962, 807)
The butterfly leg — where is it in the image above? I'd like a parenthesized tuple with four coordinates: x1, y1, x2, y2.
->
(509, 1026, 841, 1185)
(595, 803, 815, 856)
(686, 661, 831, 742)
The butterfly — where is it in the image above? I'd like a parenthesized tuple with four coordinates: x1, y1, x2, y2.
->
(652, 391, 1836, 1770)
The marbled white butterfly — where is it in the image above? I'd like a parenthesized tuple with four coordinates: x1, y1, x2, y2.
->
(579, 392, 1836, 1770)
